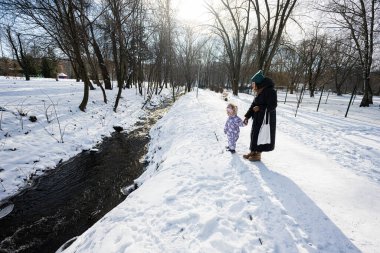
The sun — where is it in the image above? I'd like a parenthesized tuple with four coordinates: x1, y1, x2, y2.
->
(173, 0, 210, 23)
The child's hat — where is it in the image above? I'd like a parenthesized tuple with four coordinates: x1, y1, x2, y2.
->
(251, 70, 264, 84)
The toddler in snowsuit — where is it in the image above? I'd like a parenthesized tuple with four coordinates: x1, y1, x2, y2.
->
(224, 103, 245, 153)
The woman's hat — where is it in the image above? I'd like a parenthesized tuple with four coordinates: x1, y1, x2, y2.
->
(251, 70, 264, 84)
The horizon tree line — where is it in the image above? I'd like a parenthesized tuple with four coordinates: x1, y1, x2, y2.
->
(0, 0, 378, 111)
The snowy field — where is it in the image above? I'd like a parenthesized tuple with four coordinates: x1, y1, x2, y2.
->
(1, 78, 380, 253)
(0, 77, 170, 201)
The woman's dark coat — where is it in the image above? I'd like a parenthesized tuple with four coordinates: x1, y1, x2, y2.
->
(244, 78, 277, 152)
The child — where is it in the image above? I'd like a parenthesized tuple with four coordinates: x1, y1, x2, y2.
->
(224, 103, 245, 153)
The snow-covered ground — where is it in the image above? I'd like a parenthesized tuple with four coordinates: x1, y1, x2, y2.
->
(0, 77, 170, 201)
(1, 78, 380, 253)
(61, 89, 379, 253)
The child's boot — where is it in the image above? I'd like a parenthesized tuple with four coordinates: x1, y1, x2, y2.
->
(227, 148, 236, 153)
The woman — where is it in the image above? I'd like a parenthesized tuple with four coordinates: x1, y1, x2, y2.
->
(243, 70, 277, 161)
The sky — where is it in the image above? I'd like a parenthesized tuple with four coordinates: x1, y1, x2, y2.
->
(173, 0, 213, 26)
(174, 0, 206, 20)
(172, 0, 323, 42)
(1, 77, 379, 252)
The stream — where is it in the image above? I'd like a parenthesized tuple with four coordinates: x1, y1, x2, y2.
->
(0, 101, 171, 253)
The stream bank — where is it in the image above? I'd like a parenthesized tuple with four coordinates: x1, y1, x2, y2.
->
(0, 101, 171, 253)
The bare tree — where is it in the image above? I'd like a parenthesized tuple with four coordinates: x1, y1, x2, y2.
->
(5, 26, 35, 80)
(207, 0, 251, 95)
(277, 44, 303, 94)
(298, 28, 329, 97)
(128, 0, 150, 95)
(321, 0, 379, 106)
(250, 0, 298, 73)
(107, 0, 129, 112)
(175, 25, 206, 92)
(327, 36, 358, 95)
(102, 0, 140, 112)
(199, 40, 226, 91)
(82, 12, 113, 91)
(1, 0, 97, 111)
(157, 0, 175, 92)
(240, 38, 258, 88)
(145, 0, 176, 99)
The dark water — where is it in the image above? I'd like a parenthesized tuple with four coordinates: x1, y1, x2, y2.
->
(0, 103, 170, 253)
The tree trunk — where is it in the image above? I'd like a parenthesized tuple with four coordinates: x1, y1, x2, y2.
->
(79, 80, 90, 112)
(98, 82, 107, 104)
(232, 77, 239, 96)
(88, 22, 112, 90)
(360, 77, 371, 107)
(70, 61, 81, 82)
(113, 85, 123, 112)
(74, 46, 90, 111)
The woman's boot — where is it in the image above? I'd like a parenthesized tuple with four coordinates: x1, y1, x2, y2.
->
(243, 152, 255, 159)
(248, 152, 261, 161)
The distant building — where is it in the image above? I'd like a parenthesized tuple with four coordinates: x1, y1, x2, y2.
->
(57, 73, 68, 79)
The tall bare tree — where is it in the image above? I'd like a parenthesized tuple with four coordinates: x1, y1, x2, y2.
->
(277, 44, 303, 94)
(207, 0, 251, 95)
(102, 0, 139, 112)
(128, 0, 149, 95)
(175, 25, 206, 92)
(199, 40, 226, 91)
(82, 12, 113, 91)
(250, 0, 298, 73)
(5, 26, 34, 80)
(327, 36, 358, 95)
(146, 0, 176, 99)
(299, 28, 329, 97)
(322, 0, 379, 106)
(1, 0, 97, 111)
